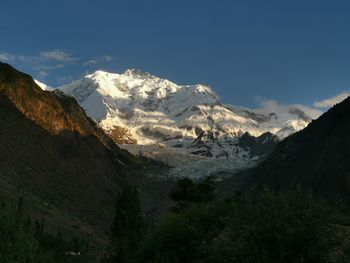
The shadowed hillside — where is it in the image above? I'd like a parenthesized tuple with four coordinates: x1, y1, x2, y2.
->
(0, 63, 172, 256)
(248, 96, 350, 202)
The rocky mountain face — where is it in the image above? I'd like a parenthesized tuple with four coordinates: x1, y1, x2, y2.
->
(0, 63, 120, 148)
(190, 131, 278, 159)
(0, 63, 159, 250)
(248, 96, 350, 202)
(52, 68, 317, 177)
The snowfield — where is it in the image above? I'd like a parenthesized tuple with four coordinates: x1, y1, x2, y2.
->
(37, 68, 321, 178)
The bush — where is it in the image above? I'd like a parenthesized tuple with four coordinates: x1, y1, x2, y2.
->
(209, 188, 334, 263)
(103, 184, 145, 262)
(0, 199, 40, 262)
(169, 176, 216, 210)
(107, 178, 350, 263)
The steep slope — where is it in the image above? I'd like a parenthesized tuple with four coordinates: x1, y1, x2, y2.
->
(34, 79, 52, 91)
(0, 63, 153, 251)
(248, 96, 350, 201)
(56, 69, 317, 177)
(0, 91, 121, 222)
(0, 63, 120, 147)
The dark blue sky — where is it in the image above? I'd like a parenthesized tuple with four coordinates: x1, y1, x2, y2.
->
(1, 0, 350, 107)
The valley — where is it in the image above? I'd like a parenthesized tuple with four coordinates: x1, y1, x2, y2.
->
(1, 63, 350, 262)
(2, 2, 350, 262)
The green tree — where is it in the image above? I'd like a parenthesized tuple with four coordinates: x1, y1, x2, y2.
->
(210, 188, 334, 263)
(139, 177, 226, 263)
(106, 184, 145, 262)
(0, 199, 40, 262)
(170, 176, 216, 210)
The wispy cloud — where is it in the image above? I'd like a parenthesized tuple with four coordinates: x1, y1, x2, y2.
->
(37, 70, 48, 79)
(82, 55, 115, 66)
(33, 64, 65, 71)
(40, 50, 75, 62)
(56, 75, 75, 85)
(254, 91, 350, 121)
(0, 52, 16, 62)
(0, 50, 76, 66)
(82, 59, 98, 66)
(0, 50, 78, 82)
(314, 92, 350, 109)
(255, 97, 322, 119)
(1, 50, 115, 71)
(0, 49, 117, 86)
(102, 55, 114, 62)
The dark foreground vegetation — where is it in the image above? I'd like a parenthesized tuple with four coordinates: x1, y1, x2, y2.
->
(102, 177, 350, 263)
(2, 177, 350, 262)
(0, 197, 90, 262)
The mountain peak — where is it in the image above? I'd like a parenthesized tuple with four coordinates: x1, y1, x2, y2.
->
(86, 69, 117, 80)
(35, 66, 319, 178)
(56, 67, 315, 148)
(123, 68, 153, 79)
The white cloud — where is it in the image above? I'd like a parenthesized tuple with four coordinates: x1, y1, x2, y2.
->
(37, 70, 48, 79)
(2, 50, 114, 72)
(293, 104, 323, 119)
(255, 97, 322, 120)
(40, 50, 74, 62)
(102, 55, 114, 62)
(82, 55, 115, 66)
(0, 50, 77, 84)
(254, 91, 350, 121)
(1, 50, 75, 65)
(34, 64, 65, 71)
(0, 52, 16, 62)
(313, 92, 350, 109)
(82, 59, 98, 66)
(56, 75, 75, 85)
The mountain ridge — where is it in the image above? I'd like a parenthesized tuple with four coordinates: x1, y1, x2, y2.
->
(40, 68, 319, 177)
(57, 68, 317, 144)
(247, 95, 350, 201)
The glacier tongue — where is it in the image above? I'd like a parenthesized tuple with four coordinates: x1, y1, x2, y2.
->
(51, 68, 318, 178)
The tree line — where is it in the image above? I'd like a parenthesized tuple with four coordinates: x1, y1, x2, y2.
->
(0, 197, 90, 262)
(2, 177, 350, 262)
(104, 177, 350, 263)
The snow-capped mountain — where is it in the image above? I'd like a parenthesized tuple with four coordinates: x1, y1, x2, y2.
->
(58, 69, 314, 142)
(51, 68, 319, 178)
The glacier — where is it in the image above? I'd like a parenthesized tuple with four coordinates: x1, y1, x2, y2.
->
(36, 68, 321, 178)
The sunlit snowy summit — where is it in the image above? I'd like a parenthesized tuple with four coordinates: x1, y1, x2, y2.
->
(37, 68, 319, 178)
